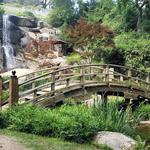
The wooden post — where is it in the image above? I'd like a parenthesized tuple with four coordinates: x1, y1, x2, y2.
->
(32, 74, 37, 98)
(92, 67, 97, 81)
(127, 69, 131, 86)
(0, 76, 2, 107)
(51, 72, 55, 96)
(9, 71, 19, 106)
(66, 78, 70, 87)
(80, 66, 85, 85)
(105, 65, 109, 83)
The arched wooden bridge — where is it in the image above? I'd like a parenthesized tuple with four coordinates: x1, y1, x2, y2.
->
(0, 64, 150, 107)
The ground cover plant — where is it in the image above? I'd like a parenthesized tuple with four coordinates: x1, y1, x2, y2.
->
(1, 102, 147, 143)
(0, 129, 112, 150)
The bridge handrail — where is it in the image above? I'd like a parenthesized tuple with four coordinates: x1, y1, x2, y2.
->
(19, 69, 150, 100)
(18, 64, 150, 87)
(1, 64, 150, 107)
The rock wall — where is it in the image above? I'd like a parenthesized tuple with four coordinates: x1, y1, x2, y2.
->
(0, 14, 38, 70)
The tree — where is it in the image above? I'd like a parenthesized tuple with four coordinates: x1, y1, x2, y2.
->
(40, 0, 52, 8)
(116, 0, 150, 32)
(48, 0, 75, 27)
(135, 0, 150, 32)
(67, 17, 115, 62)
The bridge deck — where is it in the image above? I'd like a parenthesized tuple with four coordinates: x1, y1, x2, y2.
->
(1, 64, 150, 107)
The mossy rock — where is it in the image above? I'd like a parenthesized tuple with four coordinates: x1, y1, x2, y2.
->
(136, 121, 150, 140)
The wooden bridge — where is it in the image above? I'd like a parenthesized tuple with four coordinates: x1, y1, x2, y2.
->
(0, 64, 150, 107)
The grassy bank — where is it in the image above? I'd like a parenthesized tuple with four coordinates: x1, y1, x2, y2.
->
(0, 129, 111, 150)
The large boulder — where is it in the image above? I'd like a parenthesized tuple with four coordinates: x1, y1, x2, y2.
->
(136, 121, 150, 140)
(94, 131, 136, 150)
(9, 15, 38, 28)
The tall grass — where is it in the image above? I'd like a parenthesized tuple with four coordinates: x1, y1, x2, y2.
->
(1, 102, 139, 143)
(92, 103, 136, 137)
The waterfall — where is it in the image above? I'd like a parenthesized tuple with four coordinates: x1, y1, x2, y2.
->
(2, 14, 16, 69)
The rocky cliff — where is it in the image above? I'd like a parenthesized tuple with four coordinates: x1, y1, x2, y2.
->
(0, 14, 38, 70)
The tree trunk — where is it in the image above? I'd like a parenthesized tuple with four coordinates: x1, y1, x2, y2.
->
(137, 7, 143, 32)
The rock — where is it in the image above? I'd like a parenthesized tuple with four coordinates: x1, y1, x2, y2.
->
(20, 34, 31, 48)
(136, 121, 150, 140)
(94, 131, 136, 150)
(9, 15, 38, 28)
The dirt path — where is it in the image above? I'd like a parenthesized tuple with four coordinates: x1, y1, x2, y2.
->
(0, 135, 29, 150)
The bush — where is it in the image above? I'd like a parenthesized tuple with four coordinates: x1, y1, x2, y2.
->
(2, 90, 9, 103)
(4, 102, 139, 142)
(66, 53, 82, 65)
(51, 105, 99, 142)
(6, 104, 99, 143)
(6, 104, 50, 134)
(115, 32, 150, 70)
(20, 11, 35, 18)
(0, 111, 8, 128)
(92, 103, 136, 137)
(134, 105, 150, 121)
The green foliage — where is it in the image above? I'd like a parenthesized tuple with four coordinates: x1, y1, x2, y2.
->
(0, 6, 4, 14)
(2, 90, 9, 103)
(0, 130, 111, 150)
(5, 104, 99, 143)
(103, 8, 123, 32)
(48, 0, 75, 27)
(52, 105, 99, 142)
(2, 97, 150, 144)
(20, 11, 35, 18)
(3, 102, 141, 143)
(135, 135, 148, 150)
(115, 32, 150, 70)
(92, 103, 136, 137)
(87, 0, 115, 23)
(134, 105, 150, 121)
(2, 76, 10, 82)
(102, 48, 125, 65)
(0, 111, 8, 128)
(66, 53, 82, 65)
(0, 2, 4, 14)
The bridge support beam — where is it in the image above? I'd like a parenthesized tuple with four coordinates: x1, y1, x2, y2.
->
(101, 92, 108, 107)
(9, 71, 19, 106)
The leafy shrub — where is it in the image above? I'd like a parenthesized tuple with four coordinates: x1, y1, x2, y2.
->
(5, 102, 139, 142)
(0, 111, 8, 128)
(135, 135, 148, 150)
(2, 90, 9, 103)
(134, 105, 150, 121)
(2, 76, 10, 82)
(6, 104, 50, 134)
(66, 53, 82, 65)
(51, 105, 99, 142)
(18, 11, 35, 18)
(115, 32, 150, 70)
(6, 104, 99, 143)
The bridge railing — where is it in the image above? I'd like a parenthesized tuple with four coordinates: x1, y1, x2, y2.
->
(0, 64, 150, 107)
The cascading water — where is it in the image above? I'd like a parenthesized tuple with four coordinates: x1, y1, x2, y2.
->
(2, 14, 16, 69)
